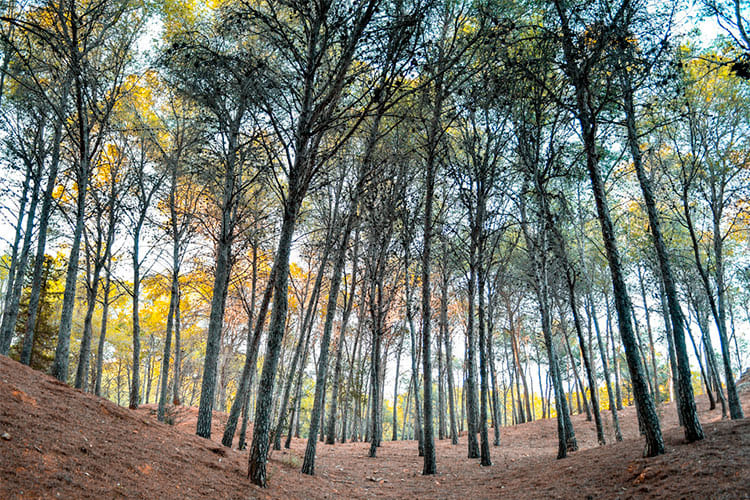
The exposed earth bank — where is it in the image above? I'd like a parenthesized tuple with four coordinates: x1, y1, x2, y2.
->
(1, 356, 749, 499)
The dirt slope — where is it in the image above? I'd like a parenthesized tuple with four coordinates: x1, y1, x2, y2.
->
(1, 355, 749, 499)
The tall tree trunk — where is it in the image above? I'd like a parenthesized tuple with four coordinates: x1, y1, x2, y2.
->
(683, 307, 716, 412)
(560, 317, 591, 422)
(51, 165, 87, 382)
(437, 314, 446, 441)
(605, 297, 623, 411)
(275, 236, 331, 449)
(157, 266, 178, 421)
(368, 300, 382, 456)
(158, 164, 183, 420)
(508, 315, 529, 424)
(94, 258, 112, 397)
(1, 158, 41, 354)
(540, 292, 575, 459)
(637, 266, 659, 404)
(223, 251, 272, 447)
(465, 255, 480, 457)
(52, 46, 92, 383)
(441, 270, 459, 445)
(569, 288, 604, 444)
(619, 62, 703, 440)
(172, 290, 182, 405)
(487, 322, 501, 446)
(657, 273, 679, 405)
(285, 329, 312, 449)
(554, 0, 664, 456)
(405, 265, 425, 456)
(21, 116, 64, 365)
(274, 305, 316, 449)
(392, 332, 404, 441)
(196, 149, 238, 435)
(420, 148, 437, 475)
(325, 236, 358, 444)
(302, 210, 355, 474)
(712, 216, 743, 419)
(689, 297, 726, 416)
(238, 377, 253, 450)
(248, 196, 302, 487)
(476, 260, 491, 466)
(74, 231, 103, 391)
(343, 304, 365, 443)
(129, 214, 147, 409)
(589, 295, 622, 441)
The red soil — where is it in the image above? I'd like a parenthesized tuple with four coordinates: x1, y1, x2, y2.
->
(1, 355, 748, 499)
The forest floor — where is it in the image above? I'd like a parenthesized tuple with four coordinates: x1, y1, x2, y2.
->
(1, 356, 749, 500)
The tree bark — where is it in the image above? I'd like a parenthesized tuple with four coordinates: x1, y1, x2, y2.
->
(223, 249, 272, 447)
(325, 234, 358, 444)
(91, 257, 112, 394)
(420, 137, 437, 474)
(51, 157, 88, 382)
(302, 209, 356, 474)
(52, 23, 92, 382)
(441, 267, 459, 445)
(1, 156, 41, 355)
(476, 258, 491, 466)
(74, 229, 104, 391)
(619, 61, 703, 440)
(21, 116, 64, 365)
(554, 0, 663, 456)
(248, 197, 302, 487)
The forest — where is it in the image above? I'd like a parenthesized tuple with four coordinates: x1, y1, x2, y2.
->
(0, 0, 749, 497)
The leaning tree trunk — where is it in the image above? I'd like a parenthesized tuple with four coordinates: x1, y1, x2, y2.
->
(301, 209, 355, 474)
(562, 265, 605, 445)
(51, 159, 88, 383)
(157, 265, 179, 422)
(21, 117, 64, 365)
(196, 152, 238, 435)
(94, 257, 113, 397)
(275, 242, 329, 450)
(248, 195, 302, 487)
(554, 0, 663, 456)
(52, 66, 91, 383)
(0, 160, 31, 355)
(583, 134, 662, 455)
(325, 237, 358, 444)
(223, 254, 272, 447)
(74, 233, 104, 391)
(1, 159, 41, 355)
(619, 62, 703, 441)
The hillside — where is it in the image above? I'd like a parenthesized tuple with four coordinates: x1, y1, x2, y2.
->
(1, 356, 748, 499)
